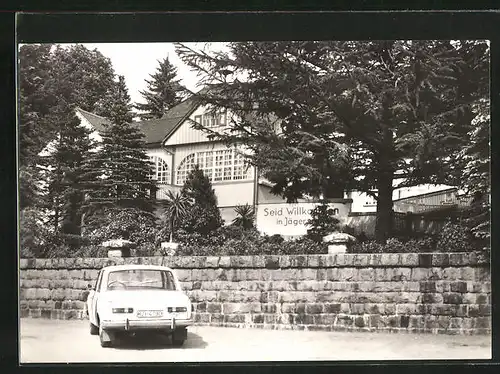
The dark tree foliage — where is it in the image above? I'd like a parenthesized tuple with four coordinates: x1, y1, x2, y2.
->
(81, 75, 157, 226)
(178, 165, 223, 238)
(135, 57, 186, 120)
(18, 44, 116, 166)
(37, 100, 94, 243)
(176, 40, 489, 243)
(18, 43, 118, 223)
(459, 98, 490, 244)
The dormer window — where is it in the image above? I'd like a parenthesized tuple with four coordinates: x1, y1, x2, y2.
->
(194, 111, 227, 128)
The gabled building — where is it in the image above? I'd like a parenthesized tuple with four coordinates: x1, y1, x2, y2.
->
(76, 94, 333, 229)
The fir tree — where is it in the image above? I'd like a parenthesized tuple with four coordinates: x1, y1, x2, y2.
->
(82, 75, 157, 226)
(178, 165, 223, 238)
(135, 57, 186, 120)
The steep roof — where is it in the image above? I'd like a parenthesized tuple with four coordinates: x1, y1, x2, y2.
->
(134, 95, 199, 145)
(76, 107, 110, 133)
(75, 88, 211, 146)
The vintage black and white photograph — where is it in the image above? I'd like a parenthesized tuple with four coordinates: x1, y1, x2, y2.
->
(18, 35, 491, 362)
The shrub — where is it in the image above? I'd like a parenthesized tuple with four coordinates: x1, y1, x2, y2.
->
(84, 208, 159, 247)
(306, 200, 340, 243)
(174, 236, 328, 257)
(436, 221, 476, 252)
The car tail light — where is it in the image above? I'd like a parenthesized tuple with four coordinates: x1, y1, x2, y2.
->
(167, 307, 187, 313)
(112, 308, 134, 313)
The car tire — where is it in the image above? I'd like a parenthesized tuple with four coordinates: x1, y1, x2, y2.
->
(90, 322, 99, 335)
(99, 326, 113, 348)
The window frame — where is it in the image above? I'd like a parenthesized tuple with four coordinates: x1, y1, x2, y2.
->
(175, 149, 251, 185)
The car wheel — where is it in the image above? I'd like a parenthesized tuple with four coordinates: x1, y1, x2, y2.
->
(90, 322, 99, 335)
(99, 326, 113, 348)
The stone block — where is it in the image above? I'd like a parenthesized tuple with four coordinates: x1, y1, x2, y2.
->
(443, 293, 463, 305)
(384, 304, 396, 315)
(252, 256, 265, 268)
(218, 256, 231, 268)
(473, 317, 491, 329)
(374, 268, 387, 282)
(230, 256, 253, 268)
(281, 303, 295, 313)
(222, 303, 241, 314)
(354, 316, 367, 328)
(419, 281, 436, 293)
(206, 302, 222, 314)
(324, 303, 342, 314)
(400, 253, 419, 267)
(369, 314, 382, 328)
(380, 254, 402, 266)
(350, 303, 365, 314)
(268, 281, 291, 292)
(442, 267, 461, 280)
(325, 268, 340, 281)
(468, 304, 491, 317)
(298, 268, 317, 281)
(339, 268, 356, 281)
(316, 314, 337, 325)
(224, 314, 245, 323)
(279, 291, 316, 303)
(420, 293, 444, 304)
(204, 256, 219, 268)
(357, 268, 374, 281)
(252, 314, 264, 324)
(305, 303, 323, 314)
(335, 314, 354, 327)
(264, 255, 280, 269)
(307, 255, 320, 268)
(263, 314, 276, 324)
(261, 303, 277, 313)
(194, 313, 210, 323)
(411, 268, 430, 281)
(474, 268, 490, 282)
(476, 294, 489, 305)
(210, 314, 224, 323)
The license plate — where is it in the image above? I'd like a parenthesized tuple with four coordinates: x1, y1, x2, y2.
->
(137, 310, 163, 318)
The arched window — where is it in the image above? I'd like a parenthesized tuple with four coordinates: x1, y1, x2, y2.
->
(149, 155, 170, 184)
(175, 149, 251, 185)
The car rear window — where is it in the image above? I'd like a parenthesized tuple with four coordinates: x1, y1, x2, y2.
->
(107, 269, 177, 291)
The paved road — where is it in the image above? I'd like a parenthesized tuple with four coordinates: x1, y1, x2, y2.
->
(19, 318, 491, 363)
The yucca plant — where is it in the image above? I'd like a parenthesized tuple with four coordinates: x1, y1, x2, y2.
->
(231, 204, 256, 229)
(163, 190, 191, 242)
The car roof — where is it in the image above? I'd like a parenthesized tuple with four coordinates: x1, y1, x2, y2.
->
(102, 264, 175, 272)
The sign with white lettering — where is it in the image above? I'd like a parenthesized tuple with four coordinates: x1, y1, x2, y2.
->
(255, 202, 351, 236)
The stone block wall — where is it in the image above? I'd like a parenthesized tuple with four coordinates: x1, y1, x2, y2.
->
(19, 253, 491, 334)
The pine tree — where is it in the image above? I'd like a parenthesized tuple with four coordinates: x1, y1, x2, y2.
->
(135, 57, 186, 120)
(178, 165, 223, 238)
(82, 75, 157, 228)
(176, 40, 489, 243)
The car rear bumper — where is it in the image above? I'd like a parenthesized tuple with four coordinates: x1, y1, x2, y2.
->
(101, 318, 193, 331)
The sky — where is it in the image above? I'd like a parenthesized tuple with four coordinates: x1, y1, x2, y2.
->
(74, 42, 228, 105)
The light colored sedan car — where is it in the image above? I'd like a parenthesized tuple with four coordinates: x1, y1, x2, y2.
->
(86, 264, 193, 348)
